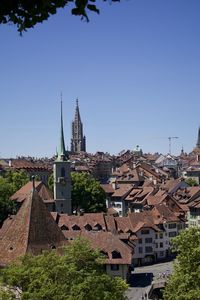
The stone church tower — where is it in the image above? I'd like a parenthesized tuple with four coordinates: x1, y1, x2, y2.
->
(54, 101, 71, 214)
(196, 127, 200, 148)
(71, 99, 86, 153)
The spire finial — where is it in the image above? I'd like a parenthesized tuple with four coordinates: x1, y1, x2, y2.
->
(76, 98, 78, 106)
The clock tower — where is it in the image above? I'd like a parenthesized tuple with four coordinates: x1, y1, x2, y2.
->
(54, 100, 71, 214)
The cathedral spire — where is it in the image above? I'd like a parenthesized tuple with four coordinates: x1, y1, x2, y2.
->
(71, 99, 86, 153)
(75, 98, 81, 121)
(57, 96, 67, 161)
(197, 127, 200, 148)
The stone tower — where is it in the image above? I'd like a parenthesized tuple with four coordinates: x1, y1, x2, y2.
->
(197, 127, 200, 148)
(54, 101, 71, 214)
(71, 99, 86, 153)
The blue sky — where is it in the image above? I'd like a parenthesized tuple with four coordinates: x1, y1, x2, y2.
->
(1, 0, 200, 158)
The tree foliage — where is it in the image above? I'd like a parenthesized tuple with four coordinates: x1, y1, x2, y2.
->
(0, 170, 29, 225)
(1, 238, 128, 300)
(0, 0, 120, 33)
(71, 172, 106, 213)
(163, 227, 200, 300)
(185, 177, 198, 186)
(48, 172, 54, 192)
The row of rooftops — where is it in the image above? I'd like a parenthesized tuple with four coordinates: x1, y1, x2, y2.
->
(3, 173, 200, 268)
(1, 145, 200, 173)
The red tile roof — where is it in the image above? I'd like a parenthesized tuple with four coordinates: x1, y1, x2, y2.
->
(62, 231, 133, 265)
(10, 181, 54, 203)
(0, 190, 66, 266)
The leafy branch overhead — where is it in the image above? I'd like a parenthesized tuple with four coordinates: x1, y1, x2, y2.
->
(0, 0, 120, 32)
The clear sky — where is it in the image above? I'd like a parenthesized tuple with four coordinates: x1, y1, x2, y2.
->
(1, 0, 200, 158)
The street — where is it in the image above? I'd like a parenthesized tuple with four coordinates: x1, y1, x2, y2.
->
(126, 261, 174, 300)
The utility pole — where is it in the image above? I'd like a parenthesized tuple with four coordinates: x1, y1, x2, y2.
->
(168, 137, 179, 155)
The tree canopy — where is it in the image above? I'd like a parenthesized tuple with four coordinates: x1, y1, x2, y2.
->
(0, 170, 29, 225)
(0, 238, 128, 300)
(0, 0, 120, 33)
(185, 177, 198, 186)
(163, 227, 200, 300)
(71, 172, 106, 213)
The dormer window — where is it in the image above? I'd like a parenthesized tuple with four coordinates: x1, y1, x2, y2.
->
(100, 250, 109, 258)
(93, 223, 102, 231)
(61, 225, 69, 231)
(72, 224, 81, 231)
(84, 224, 92, 231)
(112, 250, 122, 259)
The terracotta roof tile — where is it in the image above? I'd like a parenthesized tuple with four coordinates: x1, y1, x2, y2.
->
(10, 181, 53, 203)
(0, 190, 66, 266)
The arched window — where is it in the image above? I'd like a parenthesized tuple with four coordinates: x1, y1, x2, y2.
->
(61, 167, 65, 177)
(112, 250, 122, 259)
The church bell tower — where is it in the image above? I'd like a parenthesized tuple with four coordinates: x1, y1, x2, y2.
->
(71, 99, 86, 153)
(54, 100, 71, 214)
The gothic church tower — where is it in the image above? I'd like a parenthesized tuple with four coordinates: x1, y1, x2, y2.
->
(54, 101, 71, 214)
(196, 127, 200, 148)
(71, 99, 86, 153)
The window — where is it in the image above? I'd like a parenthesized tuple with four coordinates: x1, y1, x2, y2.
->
(139, 247, 143, 253)
(160, 251, 164, 257)
(112, 251, 122, 259)
(93, 224, 102, 231)
(61, 225, 69, 230)
(155, 243, 158, 248)
(72, 224, 81, 231)
(168, 223, 176, 229)
(169, 231, 176, 237)
(145, 238, 152, 243)
(159, 233, 163, 239)
(116, 203, 121, 208)
(155, 234, 158, 239)
(145, 246, 153, 253)
(111, 264, 119, 271)
(160, 242, 163, 248)
(84, 224, 92, 231)
(61, 167, 65, 177)
(138, 239, 142, 244)
(100, 251, 109, 258)
(141, 229, 149, 235)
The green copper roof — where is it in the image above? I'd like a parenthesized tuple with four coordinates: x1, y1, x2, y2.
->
(57, 100, 68, 161)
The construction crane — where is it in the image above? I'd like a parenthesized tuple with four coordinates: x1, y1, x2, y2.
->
(168, 137, 179, 155)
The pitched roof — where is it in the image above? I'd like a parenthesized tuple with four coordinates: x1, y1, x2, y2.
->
(112, 184, 133, 198)
(0, 190, 66, 266)
(101, 184, 115, 194)
(151, 204, 180, 223)
(54, 213, 107, 231)
(62, 231, 133, 265)
(10, 181, 54, 203)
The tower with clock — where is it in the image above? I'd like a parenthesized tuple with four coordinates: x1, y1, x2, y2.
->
(54, 100, 71, 214)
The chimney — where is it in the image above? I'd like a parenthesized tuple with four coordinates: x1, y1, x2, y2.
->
(111, 180, 117, 190)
